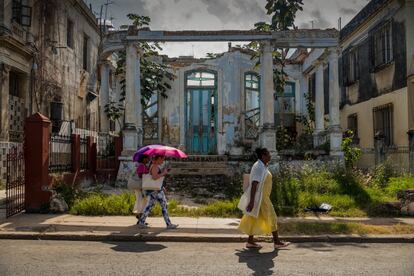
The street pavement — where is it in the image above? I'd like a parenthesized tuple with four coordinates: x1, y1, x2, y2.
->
(0, 240, 413, 276)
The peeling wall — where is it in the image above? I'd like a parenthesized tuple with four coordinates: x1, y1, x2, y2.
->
(159, 50, 305, 155)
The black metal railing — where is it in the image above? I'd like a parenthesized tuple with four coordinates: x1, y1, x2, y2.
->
(97, 133, 116, 170)
(80, 135, 88, 170)
(49, 134, 72, 173)
(6, 145, 25, 217)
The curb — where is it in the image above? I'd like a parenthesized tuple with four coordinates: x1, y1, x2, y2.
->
(0, 232, 413, 243)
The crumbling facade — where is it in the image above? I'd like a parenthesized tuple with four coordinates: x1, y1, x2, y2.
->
(0, 0, 101, 182)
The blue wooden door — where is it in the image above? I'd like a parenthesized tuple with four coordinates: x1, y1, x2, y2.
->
(186, 89, 216, 154)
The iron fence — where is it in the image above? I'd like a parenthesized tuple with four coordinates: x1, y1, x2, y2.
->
(6, 145, 25, 217)
(80, 135, 88, 171)
(49, 134, 72, 173)
(97, 133, 116, 170)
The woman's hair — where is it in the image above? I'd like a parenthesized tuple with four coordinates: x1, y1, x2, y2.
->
(153, 154, 165, 160)
(255, 147, 268, 160)
(138, 154, 149, 163)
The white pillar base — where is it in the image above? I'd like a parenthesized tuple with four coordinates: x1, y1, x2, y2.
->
(121, 126, 138, 156)
(329, 125, 344, 157)
(116, 156, 136, 187)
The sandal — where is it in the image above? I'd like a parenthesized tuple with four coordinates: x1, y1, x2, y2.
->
(274, 241, 291, 249)
(246, 242, 262, 249)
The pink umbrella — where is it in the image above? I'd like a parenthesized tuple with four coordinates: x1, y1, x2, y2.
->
(133, 145, 188, 161)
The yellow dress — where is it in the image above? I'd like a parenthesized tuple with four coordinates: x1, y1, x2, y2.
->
(238, 172, 278, 235)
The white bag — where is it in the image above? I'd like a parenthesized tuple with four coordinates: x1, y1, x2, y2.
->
(142, 173, 164, 191)
(127, 171, 142, 190)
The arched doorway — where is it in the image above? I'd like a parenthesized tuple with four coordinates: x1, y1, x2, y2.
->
(185, 70, 217, 154)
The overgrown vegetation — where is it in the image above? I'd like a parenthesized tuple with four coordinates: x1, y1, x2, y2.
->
(0, 180, 5, 190)
(271, 163, 414, 217)
(104, 14, 175, 130)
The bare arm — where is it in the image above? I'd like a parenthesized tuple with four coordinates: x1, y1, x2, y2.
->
(150, 166, 168, 180)
(246, 181, 259, 212)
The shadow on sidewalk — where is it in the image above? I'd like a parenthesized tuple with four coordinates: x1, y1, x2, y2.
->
(235, 248, 278, 276)
(105, 241, 167, 253)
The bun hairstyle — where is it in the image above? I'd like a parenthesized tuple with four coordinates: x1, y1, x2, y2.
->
(255, 147, 268, 160)
(138, 154, 149, 163)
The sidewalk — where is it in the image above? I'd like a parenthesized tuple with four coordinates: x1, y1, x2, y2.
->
(0, 214, 413, 243)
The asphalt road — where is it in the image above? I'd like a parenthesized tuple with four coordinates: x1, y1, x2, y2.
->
(0, 240, 413, 276)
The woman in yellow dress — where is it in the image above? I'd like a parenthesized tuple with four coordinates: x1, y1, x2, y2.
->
(238, 148, 290, 249)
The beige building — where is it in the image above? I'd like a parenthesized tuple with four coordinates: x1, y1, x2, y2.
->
(0, 0, 101, 181)
(338, 0, 414, 170)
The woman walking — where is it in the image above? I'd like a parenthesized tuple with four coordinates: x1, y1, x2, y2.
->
(133, 154, 150, 223)
(137, 155, 178, 229)
(238, 148, 290, 249)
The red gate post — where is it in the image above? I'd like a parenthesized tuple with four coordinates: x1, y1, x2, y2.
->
(87, 136, 96, 174)
(71, 134, 81, 173)
(24, 113, 52, 212)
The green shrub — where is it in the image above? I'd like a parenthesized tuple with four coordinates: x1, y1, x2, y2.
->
(70, 192, 135, 216)
(370, 160, 399, 189)
(52, 177, 86, 208)
(271, 170, 300, 216)
(385, 176, 414, 197)
(0, 180, 5, 190)
(198, 198, 241, 217)
(299, 167, 341, 194)
(342, 130, 361, 168)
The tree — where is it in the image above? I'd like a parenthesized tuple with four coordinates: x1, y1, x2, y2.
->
(105, 14, 175, 127)
(245, 0, 304, 147)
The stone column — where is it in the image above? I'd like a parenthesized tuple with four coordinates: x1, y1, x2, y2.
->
(259, 41, 278, 158)
(0, 64, 10, 141)
(122, 43, 140, 155)
(299, 74, 309, 117)
(313, 64, 325, 147)
(328, 48, 343, 157)
(117, 43, 141, 185)
(99, 61, 110, 132)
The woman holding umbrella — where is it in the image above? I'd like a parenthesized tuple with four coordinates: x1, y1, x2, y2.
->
(134, 145, 186, 229)
(137, 154, 178, 229)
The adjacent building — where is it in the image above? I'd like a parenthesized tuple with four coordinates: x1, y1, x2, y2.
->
(0, 0, 101, 181)
(338, 0, 414, 170)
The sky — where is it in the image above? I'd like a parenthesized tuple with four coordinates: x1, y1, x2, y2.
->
(85, 0, 370, 58)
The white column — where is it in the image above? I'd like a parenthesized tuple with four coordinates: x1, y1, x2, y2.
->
(313, 65, 325, 147)
(122, 43, 140, 154)
(99, 61, 110, 132)
(328, 48, 343, 157)
(314, 65, 325, 133)
(299, 74, 309, 117)
(259, 41, 277, 156)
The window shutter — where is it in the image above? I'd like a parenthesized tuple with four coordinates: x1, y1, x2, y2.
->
(20, 5, 32, 26)
(342, 50, 349, 86)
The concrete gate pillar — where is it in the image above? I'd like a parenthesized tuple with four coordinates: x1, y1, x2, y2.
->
(328, 48, 343, 157)
(24, 113, 52, 212)
(259, 41, 278, 161)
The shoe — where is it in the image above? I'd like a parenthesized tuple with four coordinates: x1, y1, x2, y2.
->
(166, 224, 178, 229)
(274, 241, 291, 249)
(246, 242, 262, 249)
(137, 223, 149, 229)
(136, 221, 148, 226)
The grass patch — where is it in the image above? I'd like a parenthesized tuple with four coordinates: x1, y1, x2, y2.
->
(279, 222, 414, 235)
(0, 180, 4, 190)
(70, 192, 242, 217)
